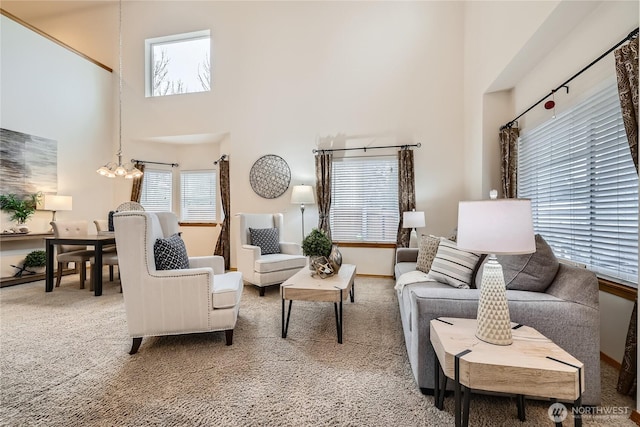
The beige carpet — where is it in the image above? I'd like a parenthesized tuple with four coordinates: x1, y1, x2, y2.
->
(0, 274, 635, 426)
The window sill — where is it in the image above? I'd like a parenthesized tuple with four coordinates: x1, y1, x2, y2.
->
(178, 222, 219, 227)
(599, 277, 637, 301)
(333, 241, 396, 249)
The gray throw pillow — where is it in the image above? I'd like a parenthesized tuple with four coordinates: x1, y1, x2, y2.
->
(416, 234, 440, 273)
(475, 234, 559, 292)
(250, 227, 281, 255)
(154, 233, 190, 270)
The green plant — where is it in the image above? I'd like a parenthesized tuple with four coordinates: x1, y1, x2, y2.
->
(0, 193, 40, 224)
(24, 250, 47, 268)
(301, 228, 332, 257)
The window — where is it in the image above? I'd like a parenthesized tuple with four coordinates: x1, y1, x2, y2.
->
(140, 169, 173, 212)
(330, 157, 399, 242)
(145, 30, 211, 97)
(518, 80, 638, 286)
(180, 170, 216, 222)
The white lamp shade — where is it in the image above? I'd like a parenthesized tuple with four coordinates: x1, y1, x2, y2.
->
(402, 211, 425, 229)
(457, 199, 535, 255)
(40, 195, 73, 211)
(291, 185, 315, 204)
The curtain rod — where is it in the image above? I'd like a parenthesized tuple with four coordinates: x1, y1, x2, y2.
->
(213, 154, 228, 165)
(500, 27, 639, 131)
(131, 159, 179, 167)
(312, 142, 421, 154)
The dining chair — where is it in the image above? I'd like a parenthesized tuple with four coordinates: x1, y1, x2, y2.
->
(50, 220, 95, 289)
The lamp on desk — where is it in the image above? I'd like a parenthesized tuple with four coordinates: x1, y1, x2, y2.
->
(290, 185, 315, 241)
(402, 210, 425, 248)
(39, 195, 73, 228)
(456, 190, 535, 345)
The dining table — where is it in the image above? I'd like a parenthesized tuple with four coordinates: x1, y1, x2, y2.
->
(44, 233, 116, 296)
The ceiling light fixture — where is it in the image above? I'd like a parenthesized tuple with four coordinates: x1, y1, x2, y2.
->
(96, 0, 142, 180)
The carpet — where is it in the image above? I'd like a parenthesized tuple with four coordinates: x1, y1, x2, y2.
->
(0, 275, 635, 426)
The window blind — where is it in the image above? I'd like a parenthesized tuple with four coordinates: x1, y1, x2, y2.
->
(140, 169, 173, 213)
(180, 170, 216, 222)
(518, 81, 638, 285)
(330, 157, 399, 242)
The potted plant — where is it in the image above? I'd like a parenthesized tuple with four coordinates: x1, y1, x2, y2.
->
(13, 250, 47, 277)
(0, 193, 40, 225)
(302, 228, 332, 270)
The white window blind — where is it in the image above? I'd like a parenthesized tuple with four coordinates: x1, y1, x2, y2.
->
(518, 81, 638, 286)
(330, 157, 399, 242)
(180, 170, 216, 222)
(140, 169, 173, 212)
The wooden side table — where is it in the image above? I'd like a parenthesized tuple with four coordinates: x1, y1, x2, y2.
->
(430, 317, 584, 427)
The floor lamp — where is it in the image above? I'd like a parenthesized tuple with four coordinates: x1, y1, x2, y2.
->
(291, 185, 315, 241)
(456, 192, 535, 345)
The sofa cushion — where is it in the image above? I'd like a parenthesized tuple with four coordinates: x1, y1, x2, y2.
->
(427, 238, 480, 288)
(416, 235, 440, 273)
(154, 233, 190, 270)
(475, 234, 559, 292)
(255, 253, 307, 273)
(250, 227, 281, 255)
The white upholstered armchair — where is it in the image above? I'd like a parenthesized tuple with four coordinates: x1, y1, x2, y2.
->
(235, 213, 306, 296)
(113, 211, 243, 354)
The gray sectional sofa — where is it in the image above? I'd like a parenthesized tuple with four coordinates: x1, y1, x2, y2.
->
(394, 246, 601, 406)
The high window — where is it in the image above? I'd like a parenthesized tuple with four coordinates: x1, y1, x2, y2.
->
(330, 157, 399, 242)
(145, 30, 211, 97)
(140, 169, 173, 212)
(518, 80, 638, 286)
(180, 170, 216, 222)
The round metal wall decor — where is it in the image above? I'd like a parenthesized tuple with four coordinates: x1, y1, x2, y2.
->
(249, 154, 291, 199)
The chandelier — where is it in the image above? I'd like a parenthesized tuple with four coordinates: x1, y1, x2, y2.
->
(96, 0, 142, 180)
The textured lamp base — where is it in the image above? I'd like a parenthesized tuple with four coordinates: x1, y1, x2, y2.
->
(476, 255, 513, 345)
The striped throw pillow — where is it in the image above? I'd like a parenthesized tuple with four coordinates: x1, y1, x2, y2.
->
(427, 238, 480, 288)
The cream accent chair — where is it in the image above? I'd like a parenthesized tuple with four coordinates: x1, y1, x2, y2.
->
(113, 211, 243, 354)
(235, 213, 306, 296)
(50, 220, 95, 289)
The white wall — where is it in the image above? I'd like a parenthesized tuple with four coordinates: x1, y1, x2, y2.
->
(0, 14, 113, 277)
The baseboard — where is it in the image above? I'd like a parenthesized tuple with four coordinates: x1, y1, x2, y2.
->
(630, 410, 640, 425)
(600, 351, 622, 370)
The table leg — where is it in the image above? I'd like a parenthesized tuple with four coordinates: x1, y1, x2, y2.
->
(434, 354, 440, 409)
(281, 297, 285, 338)
(516, 394, 526, 421)
(283, 300, 293, 338)
(462, 385, 470, 426)
(350, 281, 355, 303)
(45, 240, 54, 292)
(454, 349, 472, 427)
(94, 242, 103, 296)
(574, 396, 582, 427)
(333, 301, 343, 344)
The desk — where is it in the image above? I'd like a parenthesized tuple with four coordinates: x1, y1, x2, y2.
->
(45, 235, 116, 296)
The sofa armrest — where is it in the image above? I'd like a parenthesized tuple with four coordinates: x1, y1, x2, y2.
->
(189, 255, 225, 274)
(237, 244, 260, 282)
(396, 248, 419, 264)
(546, 263, 599, 310)
(280, 241, 302, 255)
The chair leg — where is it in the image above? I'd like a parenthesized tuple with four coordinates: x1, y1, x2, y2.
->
(109, 266, 114, 282)
(129, 337, 142, 355)
(259, 287, 265, 297)
(89, 265, 95, 292)
(225, 329, 234, 346)
(79, 262, 87, 289)
(55, 262, 64, 287)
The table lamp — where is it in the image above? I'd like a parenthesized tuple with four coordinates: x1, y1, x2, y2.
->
(456, 191, 535, 345)
(290, 185, 315, 241)
(402, 210, 425, 248)
(40, 195, 73, 225)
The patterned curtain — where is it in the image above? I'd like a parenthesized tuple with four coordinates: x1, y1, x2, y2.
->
(314, 152, 332, 238)
(396, 148, 415, 248)
(499, 127, 519, 198)
(214, 158, 230, 270)
(615, 35, 639, 398)
(129, 162, 145, 202)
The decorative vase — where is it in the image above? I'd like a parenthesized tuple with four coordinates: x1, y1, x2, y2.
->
(309, 255, 323, 271)
(329, 244, 342, 273)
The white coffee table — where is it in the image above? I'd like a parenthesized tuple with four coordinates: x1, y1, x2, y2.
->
(281, 264, 356, 343)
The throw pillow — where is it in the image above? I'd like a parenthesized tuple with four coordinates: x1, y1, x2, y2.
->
(249, 227, 281, 255)
(154, 233, 190, 270)
(416, 234, 440, 273)
(474, 234, 559, 292)
(427, 238, 480, 288)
